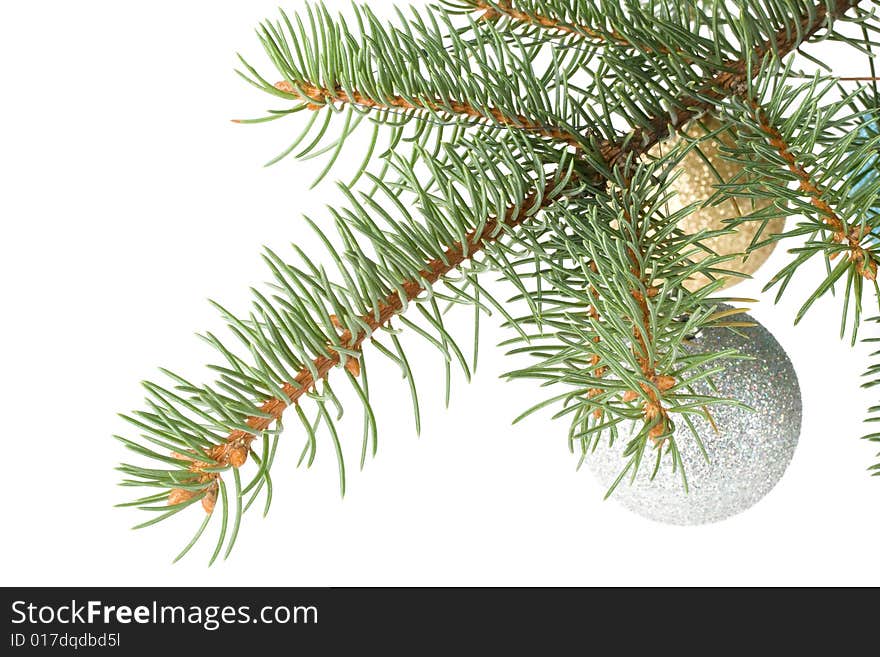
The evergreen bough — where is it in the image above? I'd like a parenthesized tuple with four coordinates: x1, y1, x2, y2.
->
(116, 0, 880, 562)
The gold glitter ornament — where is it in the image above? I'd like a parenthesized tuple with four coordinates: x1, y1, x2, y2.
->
(652, 118, 786, 290)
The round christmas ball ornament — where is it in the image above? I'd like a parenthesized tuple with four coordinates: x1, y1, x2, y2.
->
(652, 118, 787, 290)
(587, 308, 801, 525)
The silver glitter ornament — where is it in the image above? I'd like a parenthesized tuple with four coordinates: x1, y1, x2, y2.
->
(587, 309, 801, 525)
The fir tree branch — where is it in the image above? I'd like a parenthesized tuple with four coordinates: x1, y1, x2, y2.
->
(237, 1, 590, 180)
(272, 79, 583, 149)
(747, 98, 877, 279)
(704, 61, 880, 339)
(119, 129, 579, 562)
(206, 183, 560, 469)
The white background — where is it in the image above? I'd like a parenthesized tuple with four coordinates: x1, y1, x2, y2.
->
(2, 1, 879, 586)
